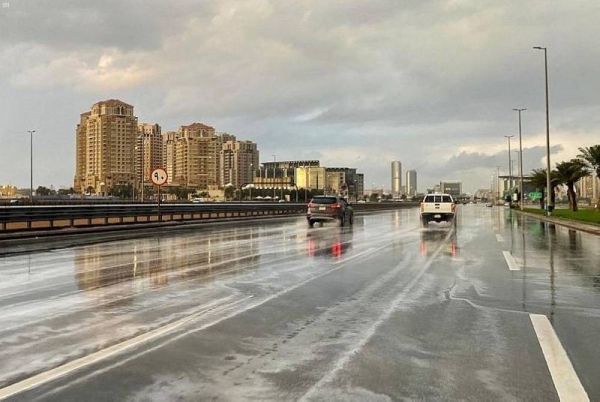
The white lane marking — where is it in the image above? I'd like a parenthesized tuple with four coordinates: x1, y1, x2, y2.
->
(502, 251, 520, 271)
(300, 237, 450, 401)
(0, 246, 382, 401)
(0, 295, 253, 401)
(496, 234, 503, 242)
(530, 314, 590, 402)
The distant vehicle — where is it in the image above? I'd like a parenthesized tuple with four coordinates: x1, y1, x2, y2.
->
(192, 197, 208, 203)
(486, 202, 493, 207)
(357, 200, 366, 204)
(420, 193, 456, 226)
(278, 199, 286, 203)
(307, 195, 354, 228)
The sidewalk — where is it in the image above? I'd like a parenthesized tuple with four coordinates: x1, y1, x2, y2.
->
(516, 210, 600, 236)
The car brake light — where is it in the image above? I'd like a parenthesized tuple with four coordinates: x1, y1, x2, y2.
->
(308, 203, 316, 208)
(451, 203, 456, 212)
(420, 203, 424, 212)
(330, 203, 341, 209)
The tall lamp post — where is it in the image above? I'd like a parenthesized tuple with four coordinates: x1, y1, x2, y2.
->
(27, 130, 36, 202)
(496, 165, 501, 202)
(513, 108, 526, 210)
(272, 155, 276, 199)
(534, 46, 552, 216)
(504, 135, 514, 202)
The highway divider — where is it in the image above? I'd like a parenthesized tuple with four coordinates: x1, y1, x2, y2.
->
(0, 201, 419, 237)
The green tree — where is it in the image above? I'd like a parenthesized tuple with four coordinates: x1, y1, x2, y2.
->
(57, 187, 76, 196)
(35, 186, 55, 196)
(168, 186, 195, 200)
(224, 186, 235, 201)
(109, 184, 133, 199)
(578, 145, 600, 179)
(554, 159, 590, 212)
(529, 169, 560, 209)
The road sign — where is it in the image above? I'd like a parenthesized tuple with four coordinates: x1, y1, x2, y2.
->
(151, 168, 168, 186)
(529, 192, 543, 200)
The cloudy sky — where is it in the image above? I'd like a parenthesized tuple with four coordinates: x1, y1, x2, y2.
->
(1, 0, 599, 193)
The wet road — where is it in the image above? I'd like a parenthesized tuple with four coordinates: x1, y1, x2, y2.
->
(1, 206, 599, 401)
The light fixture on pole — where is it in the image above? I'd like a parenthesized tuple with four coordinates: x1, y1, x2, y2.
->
(504, 135, 514, 201)
(27, 130, 36, 202)
(512, 108, 526, 210)
(533, 46, 552, 216)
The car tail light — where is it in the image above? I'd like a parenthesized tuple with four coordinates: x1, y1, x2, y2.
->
(451, 203, 456, 213)
(420, 203, 424, 212)
(308, 203, 316, 208)
(330, 203, 341, 209)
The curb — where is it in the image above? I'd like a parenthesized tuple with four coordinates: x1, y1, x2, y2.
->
(514, 210, 600, 236)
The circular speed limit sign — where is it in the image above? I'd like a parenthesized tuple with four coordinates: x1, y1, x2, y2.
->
(151, 168, 168, 186)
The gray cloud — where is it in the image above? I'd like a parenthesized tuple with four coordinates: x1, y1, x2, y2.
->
(1, 0, 599, 192)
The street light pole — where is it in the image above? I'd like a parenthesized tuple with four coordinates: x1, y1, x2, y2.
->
(28, 130, 36, 202)
(496, 165, 501, 202)
(504, 135, 514, 202)
(272, 155, 276, 199)
(534, 46, 552, 216)
(513, 108, 526, 210)
(141, 134, 145, 202)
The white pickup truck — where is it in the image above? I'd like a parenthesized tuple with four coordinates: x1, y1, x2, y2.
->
(420, 193, 456, 226)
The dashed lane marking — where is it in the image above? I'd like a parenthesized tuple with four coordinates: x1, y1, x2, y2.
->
(502, 251, 520, 271)
(530, 314, 589, 402)
(496, 234, 503, 242)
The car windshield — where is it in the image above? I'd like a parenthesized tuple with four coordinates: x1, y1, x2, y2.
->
(311, 197, 337, 204)
(424, 195, 453, 203)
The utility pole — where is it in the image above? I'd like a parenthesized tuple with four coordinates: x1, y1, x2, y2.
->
(534, 46, 552, 216)
(513, 108, 526, 210)
(28, 130, 36, 202)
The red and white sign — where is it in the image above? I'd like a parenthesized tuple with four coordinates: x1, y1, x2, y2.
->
(151, 168, 168, 186)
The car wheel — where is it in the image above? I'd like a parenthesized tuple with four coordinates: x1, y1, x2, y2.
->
(308, 220, 315, 228)
(349, 214, 354, 226)
(339, 214, 345, 227)
(421, 218, 429, 227)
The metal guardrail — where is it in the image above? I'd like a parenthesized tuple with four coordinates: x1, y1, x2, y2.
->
(0, 201, 420, 233)
(0, 203, 306, 232)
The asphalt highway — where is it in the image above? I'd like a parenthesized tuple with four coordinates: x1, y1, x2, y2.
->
(0, 205, 599, 401)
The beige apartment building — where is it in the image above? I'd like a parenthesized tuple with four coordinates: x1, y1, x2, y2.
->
(74, 99, 138, 195)
(162, 131, 177, 184)
(221, 140, 260, 189)
(137, 123, 163, 192)
(170, 124, 237, 190)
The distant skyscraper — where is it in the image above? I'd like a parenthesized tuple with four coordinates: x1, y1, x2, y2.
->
(391, 161, 402, 195)
(406, 170, 417, 196)
(74, 99, 138, 195)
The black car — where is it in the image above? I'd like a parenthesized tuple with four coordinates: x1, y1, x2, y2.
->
(306, 196, 354, 227)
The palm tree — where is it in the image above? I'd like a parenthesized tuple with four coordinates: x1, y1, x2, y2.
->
(554, 159, 590, 212)
(529, 168, 559, 209)
(578, 145, 600, 179)
(529, 169, 546, 209)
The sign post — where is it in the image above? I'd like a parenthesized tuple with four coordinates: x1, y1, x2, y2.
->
(151, 168, 168, 222)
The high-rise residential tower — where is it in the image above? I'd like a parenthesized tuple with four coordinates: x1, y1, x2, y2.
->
(221, 140, 260, 189)
(406, 170, 417, 196)
(162, 131, 177, 184)
(74, 99, 138, 195)
(391, 161, 402, 196)
(137, 123, 163, 192)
